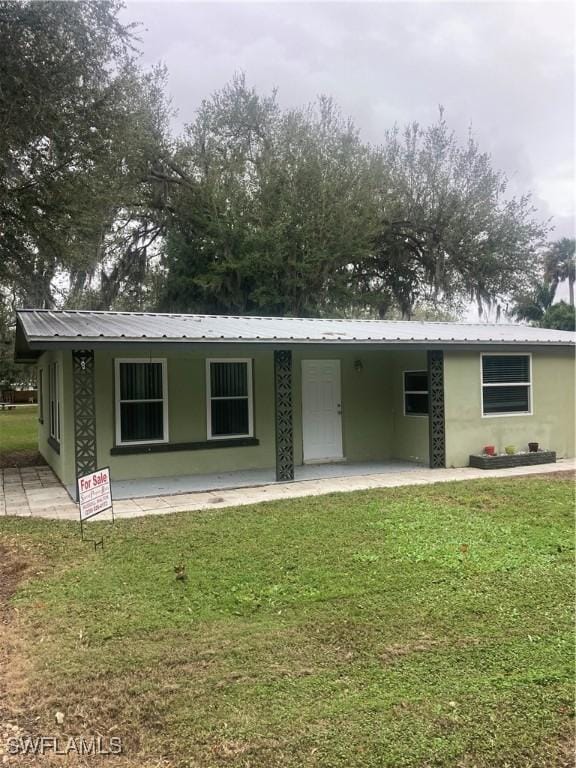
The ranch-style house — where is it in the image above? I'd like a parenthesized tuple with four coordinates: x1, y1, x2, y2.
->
(14, 309, 575, 497)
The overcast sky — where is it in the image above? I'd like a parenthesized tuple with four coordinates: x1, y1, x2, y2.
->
(122, 0, 575, 243)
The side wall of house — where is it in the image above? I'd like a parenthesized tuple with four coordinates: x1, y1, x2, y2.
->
(37, 350, 75, 485)
(444, 348, 576, 467)
(388, 350, 430, 464)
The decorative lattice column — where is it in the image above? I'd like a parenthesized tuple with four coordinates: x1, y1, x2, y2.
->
(427, 350, 446, 468)
(72, 350, 98, 483)
(274, 350, 294, 481)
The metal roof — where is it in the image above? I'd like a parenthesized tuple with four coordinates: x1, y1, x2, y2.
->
(14, 308, 576, 360)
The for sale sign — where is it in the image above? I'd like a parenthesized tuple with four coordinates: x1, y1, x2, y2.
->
(77, 467, 112, 521)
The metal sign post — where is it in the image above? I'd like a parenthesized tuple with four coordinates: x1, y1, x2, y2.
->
(77, 467, 114, 550)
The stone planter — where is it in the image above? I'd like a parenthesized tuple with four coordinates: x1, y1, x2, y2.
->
(469, 451, 556, 470)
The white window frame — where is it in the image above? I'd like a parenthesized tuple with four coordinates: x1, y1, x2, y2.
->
(48, 362, 60, 441)
(403, 370, 429, 417)
(480, 352, 533, 418)
(38, 367, 44, 424)
(206, 358, 254, 440)
(114, 358, 169, 446)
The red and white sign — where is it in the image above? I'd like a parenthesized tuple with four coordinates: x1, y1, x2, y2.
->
(77, 467, 112, 521)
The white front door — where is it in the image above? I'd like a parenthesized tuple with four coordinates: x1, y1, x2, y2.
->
(301, 359, 343, 462)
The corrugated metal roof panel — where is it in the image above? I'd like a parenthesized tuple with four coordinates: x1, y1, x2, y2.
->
(15, 308, 576, 348)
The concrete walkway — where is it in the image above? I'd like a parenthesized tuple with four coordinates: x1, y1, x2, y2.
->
(1, 459, 574, 521)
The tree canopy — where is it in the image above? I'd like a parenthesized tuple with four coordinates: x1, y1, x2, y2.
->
(544, 238, 575, 307)
(160, 79, 382, 316)
(160, 78, 550, 319)
(0, 0, 566, 353)
(511, 237, 576, 331)
(360, 115, 548, 318)
(540, 302, 575, 332)
(0, 0, 171, 310)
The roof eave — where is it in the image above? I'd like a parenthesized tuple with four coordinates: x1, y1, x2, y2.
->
(20, 337, 576, 351)
(13, 316, 41, 363)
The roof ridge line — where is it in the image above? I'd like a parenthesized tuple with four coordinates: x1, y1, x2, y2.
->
(14, 308, 540, 329)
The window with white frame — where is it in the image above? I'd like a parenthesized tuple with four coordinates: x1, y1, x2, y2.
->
(207, 359, 253, 439)
(115, 359, 168, 444)
(403, 370, 429, 415)
(481, 354, 532, 416)
(48, 362, 60, 441)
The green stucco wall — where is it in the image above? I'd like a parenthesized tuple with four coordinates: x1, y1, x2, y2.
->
(92, 347, 276, 481)
(40, 346, 420, 485)
(36, 344, 574, 487)
(89, 346, 407, 481)
(388, 351, 430, 464)
(444, 349, 576, 467)
(292, 349, 395, 464)
(37, 350, 75, 485)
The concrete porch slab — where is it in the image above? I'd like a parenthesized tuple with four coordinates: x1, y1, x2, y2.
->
(102, 460, 423, 501)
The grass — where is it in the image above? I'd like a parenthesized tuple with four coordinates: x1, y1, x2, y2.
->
(0, 405, 43, 467)
(1, 475, 574, 767)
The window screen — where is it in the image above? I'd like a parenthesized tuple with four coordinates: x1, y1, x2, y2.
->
(116, 361, 166, 443)
(404, 371, 428, 415)
(481, 355, 531, 415)
(208, 360, 253, 438)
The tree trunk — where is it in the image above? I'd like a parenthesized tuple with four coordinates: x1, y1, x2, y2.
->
(377, 299, 391, 319)
(569, 276, 574, 307)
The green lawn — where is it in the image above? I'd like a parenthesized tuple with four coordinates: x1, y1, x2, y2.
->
(1, 476, 574, 767)
(0, 405, 41, 466)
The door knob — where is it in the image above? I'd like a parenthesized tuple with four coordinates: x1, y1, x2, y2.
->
(337, 403, 342, 415)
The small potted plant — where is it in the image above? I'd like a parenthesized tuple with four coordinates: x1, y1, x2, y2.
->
(505, 445, 516, 455)
(528, 442, 539, 453)
(483, 445, 496, 456)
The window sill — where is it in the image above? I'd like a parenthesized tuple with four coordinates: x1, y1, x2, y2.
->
(47, 436, 60, 454)
(481, 412, 533, 418)
(110, 437, 260, 456)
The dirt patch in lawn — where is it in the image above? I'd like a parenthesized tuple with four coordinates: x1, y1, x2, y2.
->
(0, 449, 46, 469)
(0, 543, 170, 768)
(379, 635, 482, 664)
(553, 724, 576, 768)
(0, 543, 29, 603)
(0, 542, 37, 750)
(520, 469, 575, 481)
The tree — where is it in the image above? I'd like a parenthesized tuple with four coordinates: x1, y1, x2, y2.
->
(356, 112, 550, 318)
(160, 84, 549, 319)
(0, 296, 33, 388)
(160, 76, 381, 316)
(544, 238, 575, 307)
(540, 301, 576, 331)
(510, 240, 576, 330)
(0, 0, 171, 311)
(63, 62, 173, 312)
(1, 31, 551, 322)
(510, 280, 556, 324)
